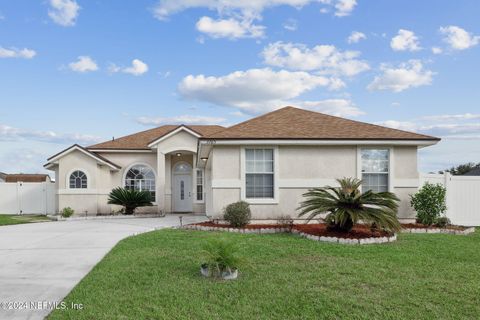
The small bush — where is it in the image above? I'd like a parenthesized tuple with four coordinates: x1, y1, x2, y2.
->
(435, 216, 451, 228)
(61, 207, 74, 218)
(410, 183, 447, 226)
(223, 201, 251, 228)
(202, 239, 240, 277)
(277, 215, 294, 232)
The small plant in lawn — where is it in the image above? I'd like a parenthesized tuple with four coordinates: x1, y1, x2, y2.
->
(223, 201, 251, 228)
(201, 239, 240, 279)
(410, 182, 447, 226)
(297, 177, 401, 233)
(276, 215, 294, 232)
(435, 216, 451, 228)
(61, 207, 74, 218)
(107, 187, 153, 215)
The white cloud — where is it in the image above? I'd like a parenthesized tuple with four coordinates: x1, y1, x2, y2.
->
(0, 124, 102, 145)
(440, 25, 480, 50)
(421, 113, 480, 122)
(431, 47, 443, 54)
(0, 149, 51, 175)
(347, 31, 366, 44)
(68, 56, 98, 73)
(137, 115, 226, 126)
(391, 102, 401, 107)
(153, 1, 357, 39)
(196, 16, 265, 39)
(367, 60, 434, 92)
(334, 0, 357, 17)
(109, 59, 149, 76)
(261, 41, 369, 77)
(178, 68, 341, 114)
(297, 99, 364, 117)
(283, 18, 298, 31)
(390, 29, 421, 51)
(0, 47, 36, 59)
(48, 0, 80, 27)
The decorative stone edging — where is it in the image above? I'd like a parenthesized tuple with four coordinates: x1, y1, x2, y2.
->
(182, 224, 288, 234)
(292, 228, 397, 245)
(183, 224, 397, 245)
(401, 227, 475, 235)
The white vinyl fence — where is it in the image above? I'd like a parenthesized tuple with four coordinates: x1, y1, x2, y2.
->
(420, 173, 480, 226)
(0, 182, 55, 215)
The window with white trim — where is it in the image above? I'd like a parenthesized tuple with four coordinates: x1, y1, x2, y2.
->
(124, 165, 156, 201)
(69, 170, 87, 189)
(361, 149, 389, 193)
(245, 148, 274, 199)
(196, 169, 204, 201)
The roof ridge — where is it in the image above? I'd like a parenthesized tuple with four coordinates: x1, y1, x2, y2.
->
(289, 106, 438, 140)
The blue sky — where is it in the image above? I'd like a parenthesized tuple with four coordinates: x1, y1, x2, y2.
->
(1, 0, 479, 174)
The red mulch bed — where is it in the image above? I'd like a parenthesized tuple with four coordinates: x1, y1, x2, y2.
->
(194, 222, 392, 239)
(295, 223, 392, 239)
(401, 223, 466, 231)
(195, 221, 289, 230)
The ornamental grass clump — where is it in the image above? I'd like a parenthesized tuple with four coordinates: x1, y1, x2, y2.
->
(297, 178, 401, 233)
(410, 182, 447, 226)
(108, 187, 153, 215)
(202, 239, 240, 278)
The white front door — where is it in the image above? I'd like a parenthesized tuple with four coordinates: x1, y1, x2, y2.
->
(173, 174, 192, 212)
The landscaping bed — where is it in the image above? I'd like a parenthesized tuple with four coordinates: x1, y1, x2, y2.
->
(186, 222, 396, 244)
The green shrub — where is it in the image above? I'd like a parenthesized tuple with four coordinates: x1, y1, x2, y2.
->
(61, 207, 74, 218)
(410, 183, 447, 226)
(223, 201, 251, 227)
(107, 187, 153, 215)
(297, 178, 401, 233)
(435, 216, 451, 228)
(202, 239, 240, 277)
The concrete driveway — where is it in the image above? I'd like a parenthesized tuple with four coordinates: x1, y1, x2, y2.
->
(0, 214, 207, 320)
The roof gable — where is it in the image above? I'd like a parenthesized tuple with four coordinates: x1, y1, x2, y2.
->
(88, 125, 225, 150)
(44, 144, 121, 170)
(204, 106, 440, 141)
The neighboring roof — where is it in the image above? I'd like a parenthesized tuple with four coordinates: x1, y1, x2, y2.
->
(203, 106, 440, 141)
(45, 144, 121, 170)
(88, 125, 225, 150)
(5, 174, 50, 183)
(463, 167, 480, 176)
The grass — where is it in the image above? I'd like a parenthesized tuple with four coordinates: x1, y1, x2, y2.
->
(49, 229, 480, 320)
(0, 214, 50, 226)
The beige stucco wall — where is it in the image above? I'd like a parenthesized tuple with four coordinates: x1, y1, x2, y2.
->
(208, 145, 419, 220)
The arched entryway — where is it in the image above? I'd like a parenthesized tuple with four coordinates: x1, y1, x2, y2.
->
(172, 162, 193, 212)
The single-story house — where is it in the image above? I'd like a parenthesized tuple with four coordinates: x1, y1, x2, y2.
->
(463, 167, 480, 176)
(4, 174, 52, 183)
(44, 106, 440, 220)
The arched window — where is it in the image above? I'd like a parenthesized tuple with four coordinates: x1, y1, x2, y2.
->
(69, 170, 87, 189)
(173, 162, 192, 174)
(124, 164, 156, 201)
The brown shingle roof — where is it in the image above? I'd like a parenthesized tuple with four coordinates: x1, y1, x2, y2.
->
(88, 125, 225, 150)
(5, 174, 50, 183)
(204, 106, 440, 141)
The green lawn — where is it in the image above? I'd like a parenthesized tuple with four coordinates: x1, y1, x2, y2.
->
(49, 229, 480, 320)
(0, 214, 50, 226)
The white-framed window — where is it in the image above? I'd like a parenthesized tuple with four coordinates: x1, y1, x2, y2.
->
(196, 169, 204, 201)
(124, 164, 156, 201)
(361, 149, 389, 193)
(69, 170, 87, 189)
(245, 148, 274, 199)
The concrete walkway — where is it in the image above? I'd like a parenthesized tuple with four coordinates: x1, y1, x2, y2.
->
(0, 214, 207, 320)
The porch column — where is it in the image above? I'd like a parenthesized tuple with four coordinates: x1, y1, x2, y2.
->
(157, 149, 166, 213)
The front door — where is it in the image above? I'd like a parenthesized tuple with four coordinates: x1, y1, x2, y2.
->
(173, 174, 192, 212)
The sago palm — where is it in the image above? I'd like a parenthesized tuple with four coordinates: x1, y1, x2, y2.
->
(108, 187, 153, 215)
(297, 178, 401, 233)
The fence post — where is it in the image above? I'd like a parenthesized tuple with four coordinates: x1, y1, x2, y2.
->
(444, 172, 452, 221)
